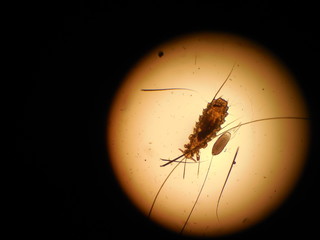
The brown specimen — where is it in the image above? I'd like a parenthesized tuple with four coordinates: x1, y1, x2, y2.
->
(183, 98, 229, 161)
(160, 97, 229, 167)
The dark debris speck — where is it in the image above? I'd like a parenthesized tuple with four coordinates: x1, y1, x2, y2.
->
(158, 51, 164, 57)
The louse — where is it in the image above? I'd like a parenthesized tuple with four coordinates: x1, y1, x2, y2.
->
(141, 65, 308, 235)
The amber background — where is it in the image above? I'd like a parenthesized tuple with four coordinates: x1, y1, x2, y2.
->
(108, 33, 310, 237)
(19, 1, 319, 240)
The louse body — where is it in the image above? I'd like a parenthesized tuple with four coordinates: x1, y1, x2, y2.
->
(160, 98, 229, 167)
(183, 98, 229, 161)
(158, 67, 234, 167)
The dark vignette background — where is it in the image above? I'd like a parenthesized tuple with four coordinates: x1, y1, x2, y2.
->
(16, 1, 319, 240)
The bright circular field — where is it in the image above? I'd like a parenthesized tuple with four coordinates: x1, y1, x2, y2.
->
(107, 33, 310, 237)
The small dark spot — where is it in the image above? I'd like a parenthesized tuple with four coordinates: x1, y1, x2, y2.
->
(158, 51, 164, 57)
(262, 88, 265, 91)
(242, 218, 248, 223)
(144, 159, 147, 161)
(263, 176, 267, 179)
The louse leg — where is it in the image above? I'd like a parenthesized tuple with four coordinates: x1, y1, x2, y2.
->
(216, 146, 240, 222)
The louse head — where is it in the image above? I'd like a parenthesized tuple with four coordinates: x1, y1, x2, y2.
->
(208, 98, 229, 117)
(212, 97, 228, 108)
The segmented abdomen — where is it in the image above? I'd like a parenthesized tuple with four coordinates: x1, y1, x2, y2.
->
(183, 97, 229, 160)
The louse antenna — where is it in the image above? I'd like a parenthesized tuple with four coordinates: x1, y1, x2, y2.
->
(212, 63, 236, 101)
(216, 146, 239, 222)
